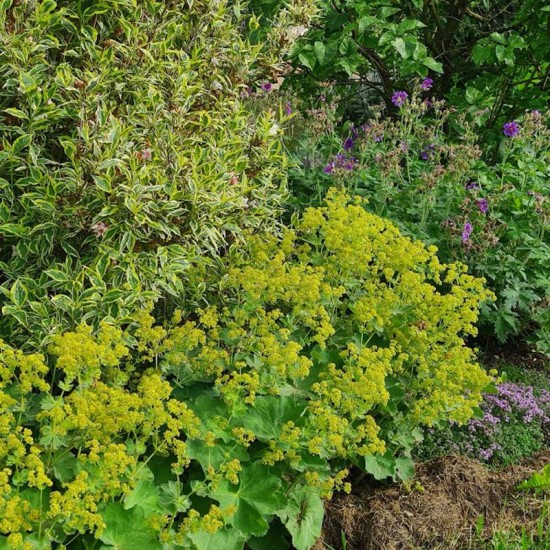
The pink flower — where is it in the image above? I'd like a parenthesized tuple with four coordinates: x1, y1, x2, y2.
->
(92, 222, 108, 238)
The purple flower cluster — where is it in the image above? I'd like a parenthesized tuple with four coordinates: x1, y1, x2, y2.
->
(465, 181, 479, 190)
(420, 77, 433, 91)
(479, 442, 502, 461)
(391, 90, 408, 107)
(462, 222, 473, 242)
(323, 153, 357, 174)
(420, 143, 435, 160)
(485, 382, 550, 424)
(343, 137, 354, 151)
(477, 198, 489, 214)
(503, 121, 520, 137)
(460, 381, 550, 463)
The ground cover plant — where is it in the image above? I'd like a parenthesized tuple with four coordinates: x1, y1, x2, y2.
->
(0, 192, 494, 549)
(286, 86, 550, 354)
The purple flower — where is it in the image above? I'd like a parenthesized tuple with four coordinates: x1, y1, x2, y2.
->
(422, 99, 433, 109)
(343, 137, 354, 151)
(466, 181, 479, 190)
(420, 143, 435, 161)
(261, 82, 272, 92)
(462, 222, 473, 242)
(503, 121, 520, 137)
(373, 134, 384, 142)
(531, 110, 541, 119)
(391, 91, 408, 107)
(285, 102, 292, 116)
(421, 77, 433, 91)
(323, 162, 335, 175)
(324, 153, 357, 174)
(477, 198, 489, 214)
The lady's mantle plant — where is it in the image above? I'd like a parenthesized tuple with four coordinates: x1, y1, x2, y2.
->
(0, 191, 493, 549)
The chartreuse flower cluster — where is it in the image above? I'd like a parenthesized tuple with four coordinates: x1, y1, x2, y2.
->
(0, 191, 493, 549)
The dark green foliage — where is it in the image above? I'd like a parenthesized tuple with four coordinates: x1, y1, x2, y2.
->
(287, 0, 550, 137)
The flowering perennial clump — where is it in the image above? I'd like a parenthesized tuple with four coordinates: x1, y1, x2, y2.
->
(0, 191, 493, 548)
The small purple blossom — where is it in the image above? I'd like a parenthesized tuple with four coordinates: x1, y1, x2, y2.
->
(462, 222, 473, 242)
(285, 102, 292, 116)
(343, 137, 354, 151)
(373, 134, 384, 142)
(531, 110, 541, 119)
(477, 198, 489, 214)
(323, 153, 357, 174)
(420, 77, 433, 91)
(466, 181, 479, 190)
(391, 90, 408, 107)
(261, 82, 273, 92)
(503, 121, 520, 137)
(420, 143, 435, 161)
(422, 99, 433, 109)
(323, 162, 335, 175)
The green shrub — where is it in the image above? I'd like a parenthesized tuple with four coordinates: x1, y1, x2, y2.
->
(0, 0, 314, 348)
(0, 191, 493, 549)
(286, 87, 550, 353)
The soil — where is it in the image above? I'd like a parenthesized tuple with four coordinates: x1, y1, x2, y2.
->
(316, 450, 550, 550)
(475, 338, 549, 373)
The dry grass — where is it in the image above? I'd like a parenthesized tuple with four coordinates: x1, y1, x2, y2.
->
(318, 450, 550, 550)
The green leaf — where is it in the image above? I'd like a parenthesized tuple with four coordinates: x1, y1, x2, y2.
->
(393, 37, 408, 59)
(158, 480, 191, 514)
(422, 57, 443, 73)
(12, 134, 32, 155)
(314, 42, 326, 65)
(45, 269, 69, 284)
(358, 16, 376, 33)
(124, 476, 162, 515)
(187, 439, 249, 471)
(211, 463, 285, 537)
(99, 503, 162, 550)
(518, 464, 550, 493)
(394, 457, 415, 481)
(3, 107, 28, 120)
(11, 280, 28, 308)
(0, 223, 29, 236)
(242, 396, 306, 442)
(277, 486, 324, 550)
(51, 451, 79, 482)
(364, 453, 395, 480)
(189, 528, 246, 550)
(298, 51, 316, 71)
(0, 202, 9, 223)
